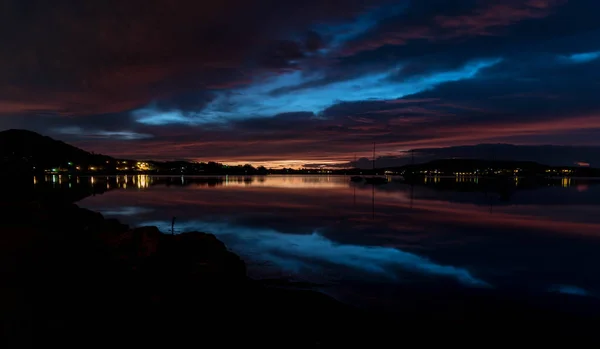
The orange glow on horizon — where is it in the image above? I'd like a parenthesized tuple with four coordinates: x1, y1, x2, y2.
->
(211, 160, 349, 170)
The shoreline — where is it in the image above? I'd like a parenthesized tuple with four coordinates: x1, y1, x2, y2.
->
(0, 200, 366, 346)
(22, 172, 600, 178)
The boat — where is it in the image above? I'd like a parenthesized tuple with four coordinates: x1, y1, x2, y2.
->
(367, 143, 388, 185)
(350, 176, 364, 182)
(364, 176, 388, 185)
(351, 143, 388, 185)
(390, 175, 405, 182)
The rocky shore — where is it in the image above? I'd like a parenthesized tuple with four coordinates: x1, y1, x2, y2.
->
(2, 201, 600, 347)
(1, 201, 371, 347)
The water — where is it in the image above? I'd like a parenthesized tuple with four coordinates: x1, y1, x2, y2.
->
(38, 174, 600, 307)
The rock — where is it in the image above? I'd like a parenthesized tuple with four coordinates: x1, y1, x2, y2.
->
(105, 226, 161, 262)
(34, 204, 106, 233)
(171, 232, 227, 253)
(103, 218, 129, 234)
(155, 232, 247, 282)
(131, 226, 162, 258)
(70, 207, 105, 227)
(1, 200, 249, 290)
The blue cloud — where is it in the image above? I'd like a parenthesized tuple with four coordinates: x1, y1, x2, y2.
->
(313, 3, 409, 53)
(549, 285, 590, 297)
(132, 108, 203, 126)
(54, 126, 153, 140)
(141, 219, 489, 287)
(133, 58, 501, 126)
(561, 51, 600, 64)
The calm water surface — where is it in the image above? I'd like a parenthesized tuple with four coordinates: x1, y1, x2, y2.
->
(70, 175, 600, 305)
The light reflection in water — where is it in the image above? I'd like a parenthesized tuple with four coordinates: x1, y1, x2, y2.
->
(455, 176, 479, 183)
(137, 175, 149, 189)
(578, 184, 589, 192)
(221, 175, 346, 189)
(35, 174, 594, 194)
(36, 174, 596, 194)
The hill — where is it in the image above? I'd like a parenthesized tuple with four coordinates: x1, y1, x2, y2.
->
(0, 130, 266, 176)
(0, 129, 113, 175)
(345, 143, 600, 168)
(385, 158, 600, 178)
(396, 158, 548, 172)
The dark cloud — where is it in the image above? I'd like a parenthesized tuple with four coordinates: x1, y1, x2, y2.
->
(0, 0, 392, 115)
(339, 0, 569, 56)
(330, 0, 600, 82)
(259, 40, 307, 69)
(305, 31, 325, 52)
(152, 91, 216, 112)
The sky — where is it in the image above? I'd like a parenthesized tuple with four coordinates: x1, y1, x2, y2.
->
(2, 0, 600, 168)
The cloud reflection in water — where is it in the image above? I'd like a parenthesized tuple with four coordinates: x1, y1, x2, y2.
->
(142, 220, 489, 288)
(100, 206, 155, 216)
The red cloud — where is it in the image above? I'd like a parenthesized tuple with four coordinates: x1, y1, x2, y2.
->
(341, 0, 565, 56)
(434, 0, 565, 36)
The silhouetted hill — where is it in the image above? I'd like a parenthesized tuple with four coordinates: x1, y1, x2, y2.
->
(341, 143, 600, 169)
(383, 158, 555, 178)
(0, 129, 112, 175)
(398, 158, 548, 172)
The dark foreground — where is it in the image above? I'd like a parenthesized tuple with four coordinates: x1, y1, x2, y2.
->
(2, 201, 600, 347)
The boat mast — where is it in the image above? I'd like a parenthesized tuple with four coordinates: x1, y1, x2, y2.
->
(372, 142, 376, 174)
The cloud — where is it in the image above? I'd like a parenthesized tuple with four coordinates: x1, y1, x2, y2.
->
(339, 0, 567, 56)
(0, 0, 393, 116)
(304, 31, 325, 52)
(549, 285, 590, 297)
(561, 51, 600, 64)
(55, 126, 153, 140)
(133, 58, 501, 125)
(3, 0, 600, 165)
